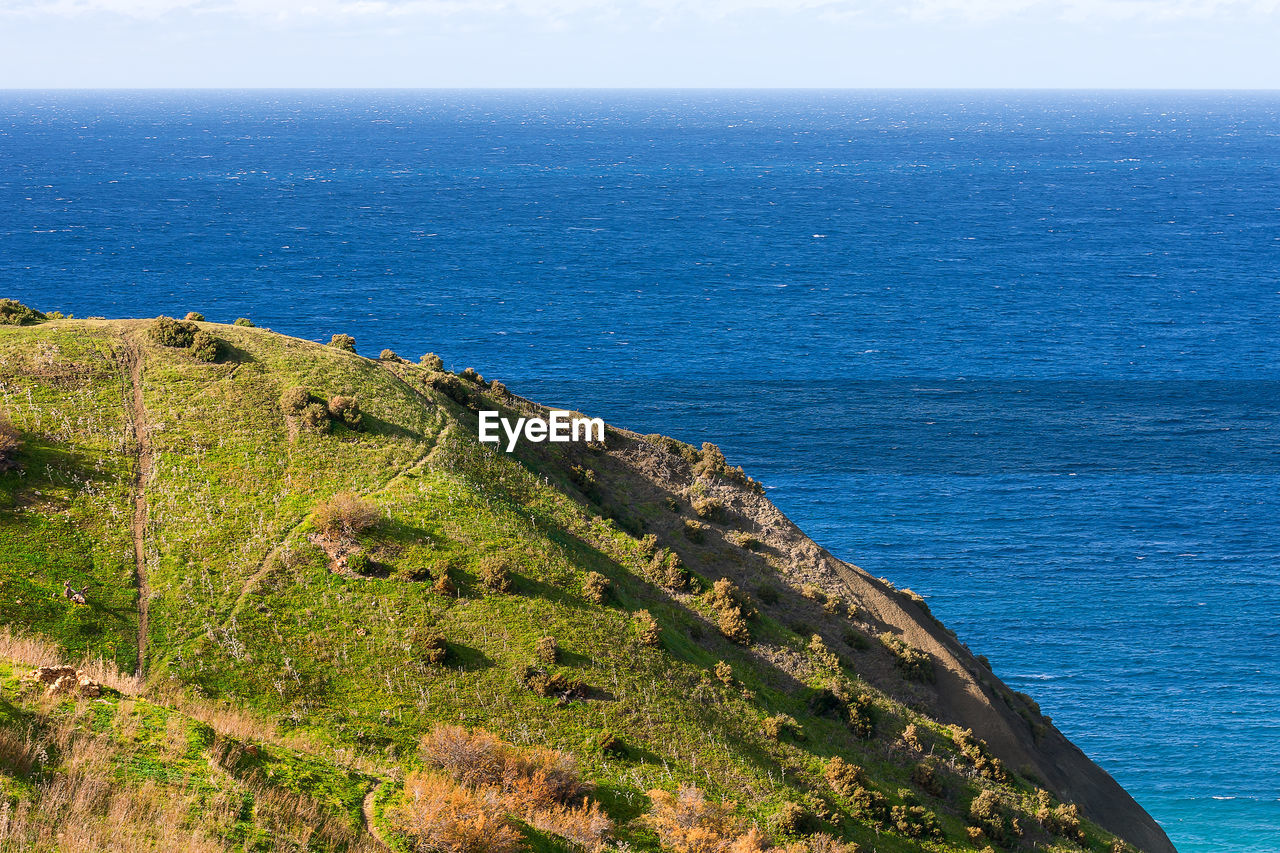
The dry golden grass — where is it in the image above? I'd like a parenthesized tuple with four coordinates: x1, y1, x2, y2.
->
(645, 785, 767, 853)
(409, 725, 611, 851)
(0, 626, 381, 853)
(389, 772, 523, 853)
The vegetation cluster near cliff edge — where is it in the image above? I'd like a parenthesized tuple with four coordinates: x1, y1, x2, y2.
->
(0, 307, 1175, 853)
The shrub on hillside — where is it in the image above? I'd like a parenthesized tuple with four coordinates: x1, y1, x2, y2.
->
(647, 548, 689, 592)
(534, 636, 559, 665)
(432, 372, 471, 405)
(762, 714, 802, 741)
(280, 386, 312, 416)
(582, 571, 610, 604)
(646, 785, 768, 853)
(420, 352, 444, 371)
(190, 330, 220, 362)
(328, 333, 356, 352)
(459, 367, 486, 386)
(233, 317, 255, 327)
(951, 726, 1008, 782)
(634, 610, 661, 647)
(717, 609, 750, 645)
(413, 631, 449, 665)
(346, 550, 372, 574)
(0, 299, 46, 326)
(1035, 790, 1083, 841)
(691, 495, 723, 520)
(770, 801, 811, 836)
(713, 660, 733, 686)
(911, 759, 943, 797)
(478, 555, 514, 594)
(683, 519, 706, 543)
(184, 311, 205, 321)
(380, 349, 402, 361)
(420, 725, 587, 806)
(312, 492, 379, 538)
(519, 666, 587, 702)
(150, 316, 198, 347)
(432, 566, 457, 597)
(848, 693, 876, 739)
(808, 634, 841, 671)
(327, 394, 362, 429)
(387, 771, 522, 853)
(301, 402, 331, 433)
(880, 634, 935, 683)
(824, 758, 888, 824)
(891, 797, 943, 840)
(969, 789, 1020, 846)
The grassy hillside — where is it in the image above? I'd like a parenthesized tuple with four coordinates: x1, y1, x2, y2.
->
(0, 309, 1163, 853)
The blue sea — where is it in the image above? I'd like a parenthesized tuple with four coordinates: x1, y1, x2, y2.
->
(2, 90, 1278, 851)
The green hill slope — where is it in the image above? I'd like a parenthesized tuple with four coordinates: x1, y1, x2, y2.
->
(0, 311, 1174, 853)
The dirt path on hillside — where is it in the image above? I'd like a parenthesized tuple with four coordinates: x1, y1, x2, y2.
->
(124, 344, 152, 678)
(361, 782, 390, 849)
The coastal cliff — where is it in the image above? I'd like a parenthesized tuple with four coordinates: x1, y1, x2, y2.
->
(0, 312, 1175, 852)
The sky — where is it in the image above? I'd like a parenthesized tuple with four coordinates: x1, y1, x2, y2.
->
(1, 1, 1279, 88)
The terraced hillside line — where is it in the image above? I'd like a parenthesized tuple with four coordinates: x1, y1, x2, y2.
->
(125, 344, 152, 677)
(219, 435, 442, 633)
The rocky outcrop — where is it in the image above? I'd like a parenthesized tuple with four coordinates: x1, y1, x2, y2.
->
(31, 665, 104, 698)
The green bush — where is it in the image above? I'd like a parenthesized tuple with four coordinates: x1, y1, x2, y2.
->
(0, 299, 47, 326)
(762, 714, 802, 741)
(459, 367, 485, 386)
(301, 402, 331, 433)
(911, 759, 943, 796)
(891, 797, 943, 840)
(233, 317, 255, 327)
(952, 726, 1008, 782)
(683, 519, 706, 543)
(479, 555, 514, 594)
(969, 789, 1019, 846)
(413, 630, 449, 665)
(313, 492, 379, 538)
(379, 349, 401, 362)
(184, 311, 205, 321)
(880, 634, 936, 683)
(848, 693, 876, 739)
(328, 333, 356, 352)
(591, 731, 626, 756)
(534, 636, 559, 665)
(149, 316, 198, 347)
(582, 571, 610, 604)
(327, 395, 362, 429)
(420, 352, 444, 371)
(692, 495, 723, 520)
(634, 610, 661, 647)
(432, 567, 457, 597)
(346, 550, 372, 574)
(280, 387, 311, 416)
(189, 330, 220, 362)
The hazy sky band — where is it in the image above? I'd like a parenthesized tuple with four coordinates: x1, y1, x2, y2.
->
(2, 0, 1280, 87)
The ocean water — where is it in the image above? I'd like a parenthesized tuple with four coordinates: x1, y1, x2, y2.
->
(2, 90, 1278, 851)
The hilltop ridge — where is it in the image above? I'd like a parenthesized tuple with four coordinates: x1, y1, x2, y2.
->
(0, 310, 1175, 853)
